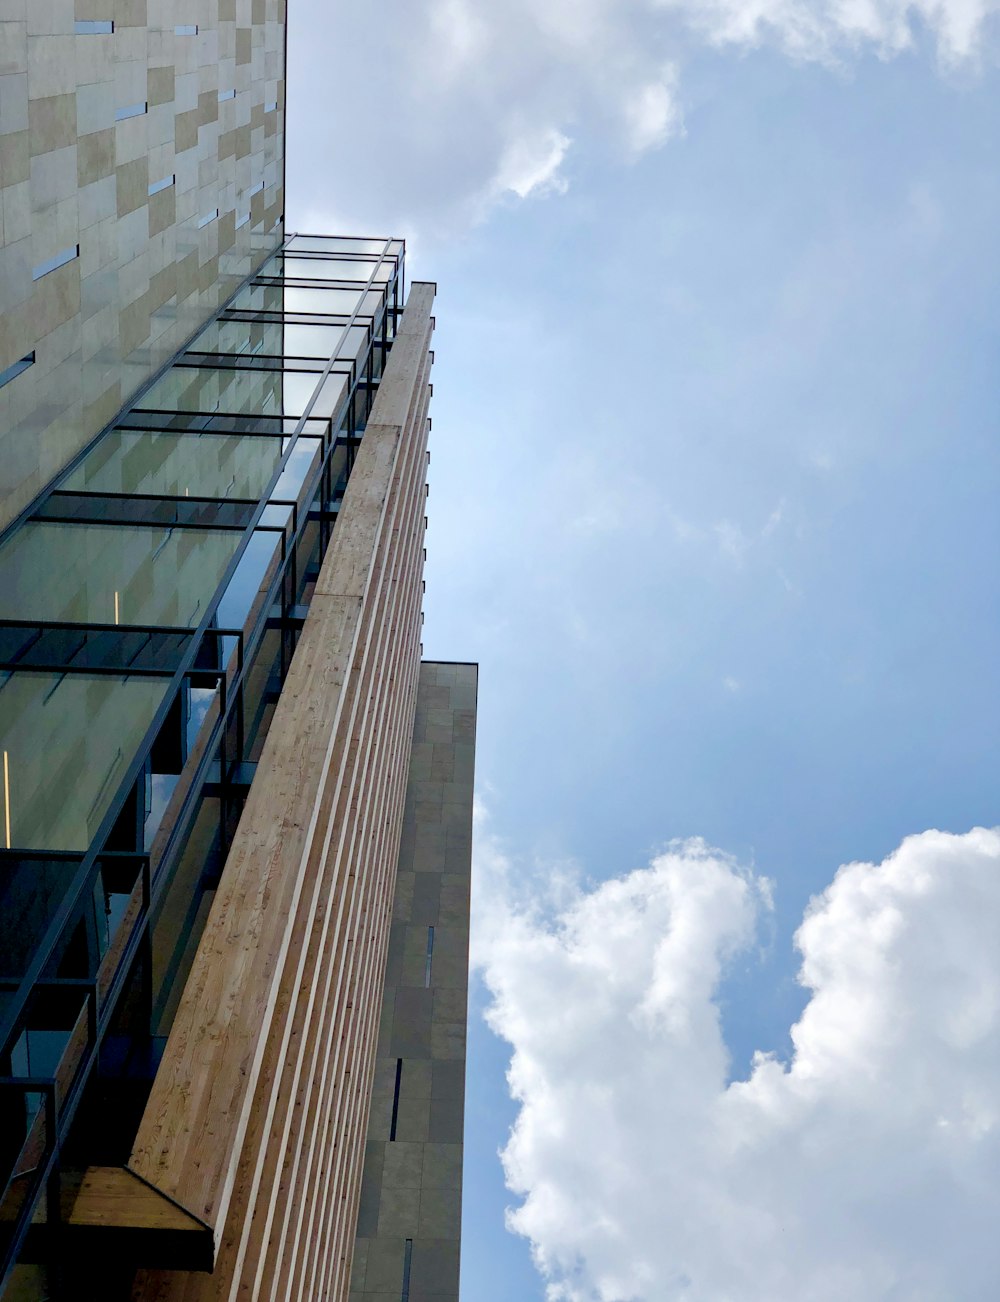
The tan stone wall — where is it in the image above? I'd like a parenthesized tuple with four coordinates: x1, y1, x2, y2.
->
(0, 0, 286, 530)
(350, 661, 477, 1302)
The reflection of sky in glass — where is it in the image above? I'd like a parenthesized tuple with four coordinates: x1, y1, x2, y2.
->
(288, 236, 389, 255)
(270, 438, 321, 503)
(217, 530, 279, 629)
(279, 256, 379, 281)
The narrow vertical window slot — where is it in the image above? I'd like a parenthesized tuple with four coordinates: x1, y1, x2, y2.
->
(389, 1057, 403, 1141)
(401, 1239, 413, 1302)
(424, 925, 435, 988)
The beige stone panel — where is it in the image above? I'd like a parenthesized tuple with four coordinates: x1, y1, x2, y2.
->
(29, 142, 77, 209)
(77, 171, 115, 228)
(79, 211, 114, 275)
(28, 194, 77, 269)
(147, 258, 175, 308)
(111, 24, 145, 63)
(1, 178, 29, 242)
(216, 207, 235, 255)
(0, 125, 28, 181)
(31, 257, 81, 339)
(236, 25, 250, 64)
(115, 153, 148, 216)
(196, 87, 216, 125)
(173, 68, 197, 112)
(27, 0, 72, 37)
(173, 245, 198, 301)
(0, 20, 26, 76)
(75, 77, 112, 134)
(76, 124, 114, 184)
(79, 298, 115, 356)
(117, 241, 148, 300)
(117, 0, 148, 26)
(81, 375, 121, 444)
(197, 251, 219, 293)
(41, 314, 80, 371)
(112, 51, 145, 106)
(27, 90, 76, 154)
(217, 124, 235, 160)
(0, 70, 29, 133)
(26, 34, 76, 97)
(118, 292, 150, 354)
(113, 111, 149, 165)
(146, 62, 172, 105)
(116, 200, 147, 261)
(174, 105, 198, 152)
(147, 184, 175, 237)
(73, 29, 113, 86)
(75, 0, 114, 18)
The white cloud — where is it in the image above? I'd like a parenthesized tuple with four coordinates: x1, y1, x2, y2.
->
(290, 0, 999, 237)
(473, 825, 1000, 1301)
(491, 128, 573, 201)
(622, 69, 684, 155)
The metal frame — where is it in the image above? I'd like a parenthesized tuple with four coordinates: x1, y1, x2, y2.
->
(0, 234, 406, 1290)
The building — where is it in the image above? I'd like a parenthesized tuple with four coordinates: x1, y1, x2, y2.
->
(0, 6, 473, 1300)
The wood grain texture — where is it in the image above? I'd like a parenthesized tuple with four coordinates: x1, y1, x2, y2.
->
(59, 282, 440, 1298)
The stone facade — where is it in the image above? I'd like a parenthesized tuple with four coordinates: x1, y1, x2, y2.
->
(0, 0, 285, 530)
(351, 661, 478, 1302)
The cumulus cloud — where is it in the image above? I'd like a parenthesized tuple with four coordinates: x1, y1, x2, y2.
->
(290, 0, 1000, 236)
(473, 825, 1000, 1300)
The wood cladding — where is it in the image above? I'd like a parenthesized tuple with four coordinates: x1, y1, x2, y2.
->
(68, 283, 436, 1300)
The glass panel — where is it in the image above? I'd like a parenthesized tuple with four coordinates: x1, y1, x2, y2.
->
(62, 429, 283, 500)
(136, 364, 299, 418)
(187, 316, 290, 359)
(310, 373, 349, 421)
(189, 318, 355, 365)
(288, 236, 388, 255)
(278, 256, 380, 282)
(0, 522, 242, 627)
(338, 325, 370, 361)
(0, 671, 169, 851)
(270, 438, 321, 504)
(278, 285, 367, 315)
(216, 530, 280, 629)
(282, 324, 349, 358)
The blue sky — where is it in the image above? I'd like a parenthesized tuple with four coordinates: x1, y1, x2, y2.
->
(289, 7, 1000, 1298)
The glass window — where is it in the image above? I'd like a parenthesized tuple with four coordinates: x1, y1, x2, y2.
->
(0, 522, 242, 628)
(62, 429, 283, 501)
(0, 672, 169, 851)
(136, 364, 299, 418)
(278, 256, 381, 283)
(288, 236, 389, 255)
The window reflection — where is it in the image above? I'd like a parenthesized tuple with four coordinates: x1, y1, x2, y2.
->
(0, 522, 242, 627)
(62, 429, 283, 501)
(0, 672, 168, 851)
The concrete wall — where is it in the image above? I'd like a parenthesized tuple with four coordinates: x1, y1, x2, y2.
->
(0, 0, 286, 530)
(350, 660, 478, 1302)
